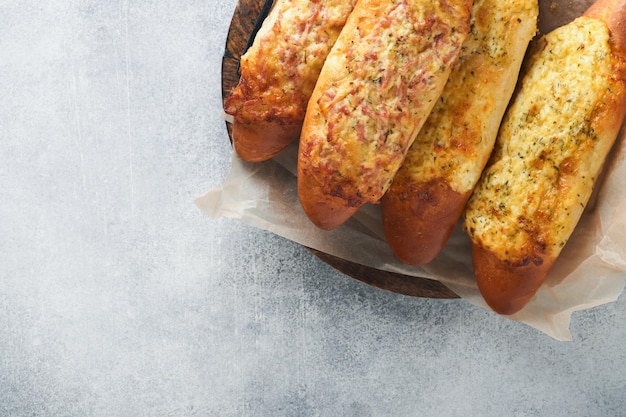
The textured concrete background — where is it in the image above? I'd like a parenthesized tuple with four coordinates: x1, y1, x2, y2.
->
(1, 1, 625, 416)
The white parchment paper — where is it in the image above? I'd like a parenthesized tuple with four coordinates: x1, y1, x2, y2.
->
(198, 0, 626, 341)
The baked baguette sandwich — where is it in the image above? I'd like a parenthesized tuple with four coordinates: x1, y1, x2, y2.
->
(463, 0, 626, 315)
(223, 0, 357, 162)
(381, 0, 538, 266)
(297, 0, 473, 230)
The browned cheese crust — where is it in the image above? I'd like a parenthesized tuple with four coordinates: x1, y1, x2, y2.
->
(382, 0, 538, 265)
(463, 11, 626, 315)
(224, 0, 357, 162)
(298, 0, 473, 230)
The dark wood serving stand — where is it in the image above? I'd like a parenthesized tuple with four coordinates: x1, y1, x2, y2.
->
(220, 0, 458, 299)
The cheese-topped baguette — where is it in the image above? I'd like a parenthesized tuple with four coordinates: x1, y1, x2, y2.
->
(298, 0, 473, 230)
(463, 0, 626, 315)
(224, 0, 357, 162)
(381, 0, 538, 266)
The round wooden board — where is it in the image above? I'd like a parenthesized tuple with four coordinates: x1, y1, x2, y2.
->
(221, 0, 459, 299)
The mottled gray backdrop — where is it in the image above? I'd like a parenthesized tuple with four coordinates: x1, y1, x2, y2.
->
(1, 1, 625, 416)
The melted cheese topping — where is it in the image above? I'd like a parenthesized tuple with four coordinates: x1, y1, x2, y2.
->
(224, 0, 357, 123)
(395, 0, 538, 193)
(301, 0, 471, 206)
(464, 17, 615, 265)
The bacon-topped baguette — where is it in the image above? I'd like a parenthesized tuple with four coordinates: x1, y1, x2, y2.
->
(224, 0, 357, 162)
(297, 0, 473, 230)
(381, 0, 538, 266)
(463, 0, 626, 315)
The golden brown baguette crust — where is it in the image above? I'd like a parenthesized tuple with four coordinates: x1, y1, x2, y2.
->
(464, 8, 626, 315)
(298, 0, 473, 230)
(381, 0, 538, 265)
(297, 170, 360, 231)
(231, 121, 301, 163)
(383, 179, 470, 265)
(472, 244, 552, 315)
(585, 0, 626, 129)
(585, 0, 626, 56)
(224, 0, 357, 162)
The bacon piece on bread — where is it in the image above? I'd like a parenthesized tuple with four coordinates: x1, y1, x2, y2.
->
(382, 0, 538, 265)
(224, 0, 357, 162)
(298, 0, 473, 230)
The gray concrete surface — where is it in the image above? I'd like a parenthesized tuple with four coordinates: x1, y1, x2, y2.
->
(1, 1, 625, 416)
